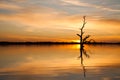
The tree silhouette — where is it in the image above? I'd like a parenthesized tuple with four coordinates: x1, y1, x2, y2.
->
(77, 16, 93, 44)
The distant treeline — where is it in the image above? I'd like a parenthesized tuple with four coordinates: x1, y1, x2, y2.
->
(0, 41, 120, 45)
(0, 41, 78, 45)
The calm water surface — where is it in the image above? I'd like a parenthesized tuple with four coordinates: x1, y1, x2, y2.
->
(0, 44, 120, 80)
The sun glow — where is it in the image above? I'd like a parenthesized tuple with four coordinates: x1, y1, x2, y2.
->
(72, 40, 80, 43)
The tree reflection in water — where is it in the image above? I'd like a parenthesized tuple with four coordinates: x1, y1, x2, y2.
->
(78, 44, 90, 78)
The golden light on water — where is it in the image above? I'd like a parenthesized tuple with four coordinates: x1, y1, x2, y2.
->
(0, 44, 120, 80)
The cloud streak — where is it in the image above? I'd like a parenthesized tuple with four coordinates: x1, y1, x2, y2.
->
(0, 3, 21, 10)
(61, 0, 120, 12)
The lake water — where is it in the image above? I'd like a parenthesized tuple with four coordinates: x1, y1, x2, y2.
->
(0, 44, 120, 80)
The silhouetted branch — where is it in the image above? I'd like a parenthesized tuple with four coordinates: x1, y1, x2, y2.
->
(81, 16, 87, 30)
(88, 39, 95, 43)
(83, 35, 90, 43)
(76, 34, 81, 37)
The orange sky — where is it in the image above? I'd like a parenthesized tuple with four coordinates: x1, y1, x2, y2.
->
(0, 0, 120, 42)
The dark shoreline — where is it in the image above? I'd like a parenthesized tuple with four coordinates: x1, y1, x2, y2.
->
(0, 41, 120, 45)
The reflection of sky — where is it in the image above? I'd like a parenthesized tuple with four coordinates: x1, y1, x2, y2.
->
(0, 0, 120, 42)
(0, 45, 120, 80)
(0, 67, 120, 80)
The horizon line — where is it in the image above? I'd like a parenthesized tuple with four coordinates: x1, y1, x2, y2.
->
(0, 41, 120, 45)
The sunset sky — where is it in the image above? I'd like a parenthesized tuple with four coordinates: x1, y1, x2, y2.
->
(0, 0, 120, 42)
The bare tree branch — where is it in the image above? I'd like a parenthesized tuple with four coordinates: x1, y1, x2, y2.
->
(83, 35, 90, 43)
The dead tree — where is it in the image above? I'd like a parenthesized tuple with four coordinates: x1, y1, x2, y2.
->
(77, 16, 91, 44)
